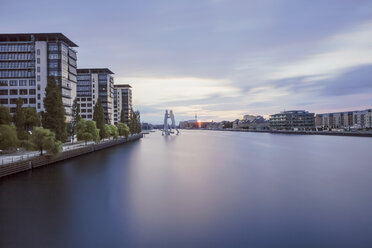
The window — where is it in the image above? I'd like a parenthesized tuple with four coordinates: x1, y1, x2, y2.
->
(29, 98, 36, 104)
(19, 80, 27, 86)
(37, 85, 40, 90)
(0, 90, 8, 95)
(81, 103, 86, 107)
(0, 80, 7, 86)
(37, 103, 41, 109)
(0, 99, 8, 104)
(37, 67, 40, 72)
(10, 89, 18, 95)
(20, 89, 27, 95)
(37, 49, 40, 55)
(81, 109, 86, 113)
(29, 89, 36, 95)
(22, 98, 27, 104)
(87, 109, 92, 113)
(81, 115, 86, 118)
(87, 115, 92, 118)
(9, 80, 17, 86)
(37, 94, 40, 100)
(29, 80, 36, 86)
(10, 98, 17, 104)
(37, 75, 40, 82)
(37, 58, 40, 64)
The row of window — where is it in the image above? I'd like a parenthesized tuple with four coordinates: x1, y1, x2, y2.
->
(0, 53, 34, 60)
(0, 89, 37, 95)
(0, 79, 36, 86)
(0, 61, 34, 69)
(80, 114, 93, 119)
(80, 109, 92, 113)
(80, 103, 93, 107)
(0, 44, 34, 52)
(0, 70, 35, 78)
(77, 75, 91, 80)
(0, 98, 37, 104)
(77, 97, 92, 101)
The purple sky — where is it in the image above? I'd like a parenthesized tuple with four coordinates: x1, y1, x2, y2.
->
(2, 0, 372, 123)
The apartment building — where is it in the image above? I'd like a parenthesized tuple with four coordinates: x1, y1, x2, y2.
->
(113, 87, 122, 124)
(0, 33, 78, 122)
(269, 110, 315, 130)
(76, 68, 114, 124)
(114, 84, 132, 125)
(315, 109, 372, 129)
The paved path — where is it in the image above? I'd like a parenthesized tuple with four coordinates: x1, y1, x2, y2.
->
(0, 137, 124, 166)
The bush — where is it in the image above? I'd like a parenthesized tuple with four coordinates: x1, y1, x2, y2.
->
(0, 124, 19, 151)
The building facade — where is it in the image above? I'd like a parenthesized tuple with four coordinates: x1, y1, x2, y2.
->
(76, 68, 114, 124)
(269, 110, 315, 130)
(0, 33, 78, 122)
(315, 109, 372, 129)
(113, 87, 122, 124)
(114, 84, 132, 124)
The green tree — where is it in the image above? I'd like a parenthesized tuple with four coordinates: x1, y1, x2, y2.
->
(29, 127, 61, 156)
(77, 119, 100, 145)
(23, 107, 40, 132)
(42, 76, 66, 142)
(13, 98, 27, 139)
(69, 98, 80, 142)
(104, 124, 111, 139)
(117, 122, 129, 139)
(129, 109, 141, 134)
(0, 105, 11, 125)
(107, 124, 118, 139)
(93, 97, 106, 139)
(0, 125, 19, 151)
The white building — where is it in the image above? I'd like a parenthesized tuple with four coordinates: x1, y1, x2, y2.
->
(0, 33, 78, 122)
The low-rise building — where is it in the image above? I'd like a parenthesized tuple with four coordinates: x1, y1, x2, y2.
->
(269, 110, 315, 130)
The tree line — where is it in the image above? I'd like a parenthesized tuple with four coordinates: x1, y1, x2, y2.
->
(0, 76, 141, 156)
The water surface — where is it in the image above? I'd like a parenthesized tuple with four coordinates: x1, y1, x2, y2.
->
(1, 130, 372, 247)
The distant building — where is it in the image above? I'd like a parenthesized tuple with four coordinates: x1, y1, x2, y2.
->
(270, 110, 315, 130)
(0, 33, 78, 122)
(114, 84, 132, 125)
(316, 109, 372, 129)
(233, 115, 269, 130)
(77, 68, 114, 124)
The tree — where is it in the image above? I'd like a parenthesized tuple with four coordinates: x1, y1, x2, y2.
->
(13, 98, 26, 139)
(106, 124, 118, 139)
(77, 119, 99, 145)
(129, 109, 141, 134)
(42, 76, 67, 142)
(23, 107, 40, 132)
(120, 109, 125, 124)
(0, 105, 11, 125)
(29, 127, 61, 156)
(117, 122, 129, 139)
(0, 125, 19, 151)
(104, 124, 111, 139)
(93, 97, 106, 139)
(69, 98, 80, 142)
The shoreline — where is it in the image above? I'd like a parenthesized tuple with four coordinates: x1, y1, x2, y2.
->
(0, 134, 143, 179)
(180, 128, 372, 137)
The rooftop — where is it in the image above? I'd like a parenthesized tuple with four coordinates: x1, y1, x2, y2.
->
(77, 68, 114, 74)
(0, 33, 78, 47)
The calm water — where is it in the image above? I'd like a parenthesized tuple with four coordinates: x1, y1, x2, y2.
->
(1, 130, 372, 247)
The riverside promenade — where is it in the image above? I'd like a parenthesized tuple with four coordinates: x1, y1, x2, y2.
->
(0, 134, 142, 178)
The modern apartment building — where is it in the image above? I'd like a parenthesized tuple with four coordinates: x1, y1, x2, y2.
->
(113, 87, 122, 124)
(0, 33, 78, 122)
(269, 110, 315, 130)
(315, 109, 372, 129)
(76, 68, 114, 124)
(114, 84, 132, 124)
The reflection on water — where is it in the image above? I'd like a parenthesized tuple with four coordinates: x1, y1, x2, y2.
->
(1, 130, 372, 247)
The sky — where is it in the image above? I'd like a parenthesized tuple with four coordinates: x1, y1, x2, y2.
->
(2, 0, 372, 123)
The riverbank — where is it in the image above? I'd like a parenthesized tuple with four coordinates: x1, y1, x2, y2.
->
(0, 134, 142, 178)
(181, 128, 372, 137)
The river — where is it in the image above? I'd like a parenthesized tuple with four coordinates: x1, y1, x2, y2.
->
(1, 130, 372, 247)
